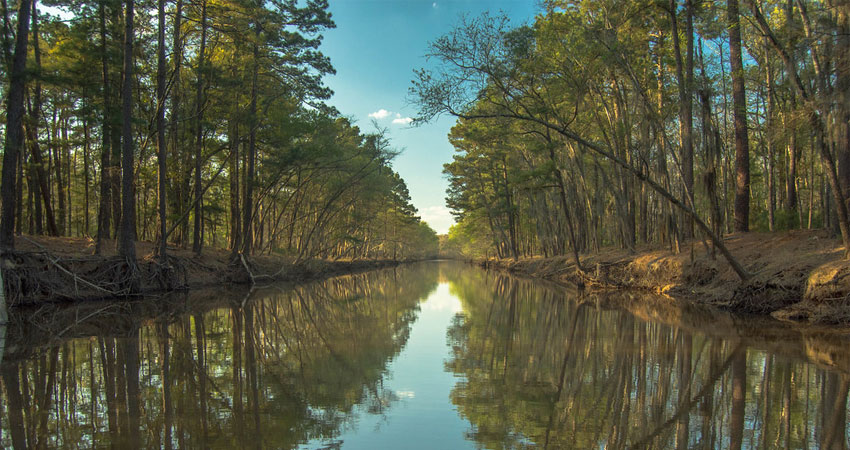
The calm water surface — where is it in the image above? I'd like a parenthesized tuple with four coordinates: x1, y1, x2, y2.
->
(1, 261, 849, 448)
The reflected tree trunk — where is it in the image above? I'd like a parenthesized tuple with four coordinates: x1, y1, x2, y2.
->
(232, 306, 244, 439)
(676, 334, 691, 450)
(2, 363, 28, 449)
(158, 320, 173, 450)
(123, 331, 141, 450)
(245, 304, 262, 448)
(194, 313, 208, 446)
(821, 373, 849, 450)
(99, 338, 120, 442)
(730, 349, 747, 450)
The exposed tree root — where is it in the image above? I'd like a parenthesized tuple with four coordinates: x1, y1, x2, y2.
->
(2, 235, 404, 304)
(477, 231, 850, 326)
(1, 247, 189, 305)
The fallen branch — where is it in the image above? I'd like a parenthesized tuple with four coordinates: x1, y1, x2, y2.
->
(238, 252, 291, 286)
(240, 253, 256, 285)
(20, 236, 126, 297)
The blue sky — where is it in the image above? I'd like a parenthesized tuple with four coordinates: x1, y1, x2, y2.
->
(321, 0, 539, 234)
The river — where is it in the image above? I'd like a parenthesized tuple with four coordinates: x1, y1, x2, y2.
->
(1, 261, 848, 448)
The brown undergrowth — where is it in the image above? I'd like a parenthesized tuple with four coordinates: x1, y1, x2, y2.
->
(480, 230, 850, 326)
(2, 235, 401, 305)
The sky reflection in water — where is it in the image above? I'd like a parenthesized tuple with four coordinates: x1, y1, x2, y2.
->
(0, 262, 848, 449)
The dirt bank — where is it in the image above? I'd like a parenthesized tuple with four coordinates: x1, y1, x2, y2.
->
(2, 235, 402, 305)
(480, 230, 850, 325)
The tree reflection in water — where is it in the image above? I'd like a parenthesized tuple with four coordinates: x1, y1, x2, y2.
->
(0, 264, 439, 449)
(2, 263, 849, 449)
(442, 268, 850, 449)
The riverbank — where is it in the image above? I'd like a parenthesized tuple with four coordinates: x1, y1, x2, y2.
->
(2, 235, 403, 305)
(479, 230, 850, 325)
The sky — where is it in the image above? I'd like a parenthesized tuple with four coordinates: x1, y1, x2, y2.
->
(320, 0, 539, 234)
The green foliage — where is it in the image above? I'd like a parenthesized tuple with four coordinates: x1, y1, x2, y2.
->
(2, 0, 436, 260)
(416, 0, 840, 259)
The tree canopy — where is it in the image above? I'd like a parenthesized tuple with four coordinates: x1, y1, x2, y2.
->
(0, 0, 439, 268)
(416, 0, 850, 274)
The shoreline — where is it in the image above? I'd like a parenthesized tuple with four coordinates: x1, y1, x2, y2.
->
(475, 230, 850, 326)
(2, 235, 408, 305)
(3, 250, 850, 374)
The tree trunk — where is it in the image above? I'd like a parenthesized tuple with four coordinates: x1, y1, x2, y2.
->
(764, 47, 777, 231)
(229, 103, 241, 253)
(83, 117, 90, 235)
(64, 116, 71, 234)
(699, 85, 723, 249)
(192, 0, 207, 255)
(0, 0, 33, 252)
(670, 0, 695, 239)
(25, 0, 59, 237)
(729, 0, 751, 232)
(548, 144, 583, 271)
(50, 109, 66, 236)
(834, 1, 850, 230)
(15, 134, 23, 235)
(96, 0, 112, 254)
(501, 156, 519, 260)
(156, 0, 167, 259)
(118, 0, 137, 264)
(169, 0, 183, 247)
(786, 115, 798, 214)
(24, 118, 58, 237)
(242, 41, 259, 256)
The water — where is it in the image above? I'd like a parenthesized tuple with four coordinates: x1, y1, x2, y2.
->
(1, 261, 849, 449)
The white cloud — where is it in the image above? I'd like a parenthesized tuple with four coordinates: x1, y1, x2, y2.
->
(432, 2, 438, 8)
(368, 110, 412, 125)
(419, 205, 454, 234)
(368, 109, 391, 119)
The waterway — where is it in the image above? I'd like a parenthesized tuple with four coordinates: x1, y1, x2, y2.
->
(0, 261, 848, 448)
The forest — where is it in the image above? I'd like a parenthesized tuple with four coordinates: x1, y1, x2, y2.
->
(0, 0, 439, 286)
(419, 0, 850, 280)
